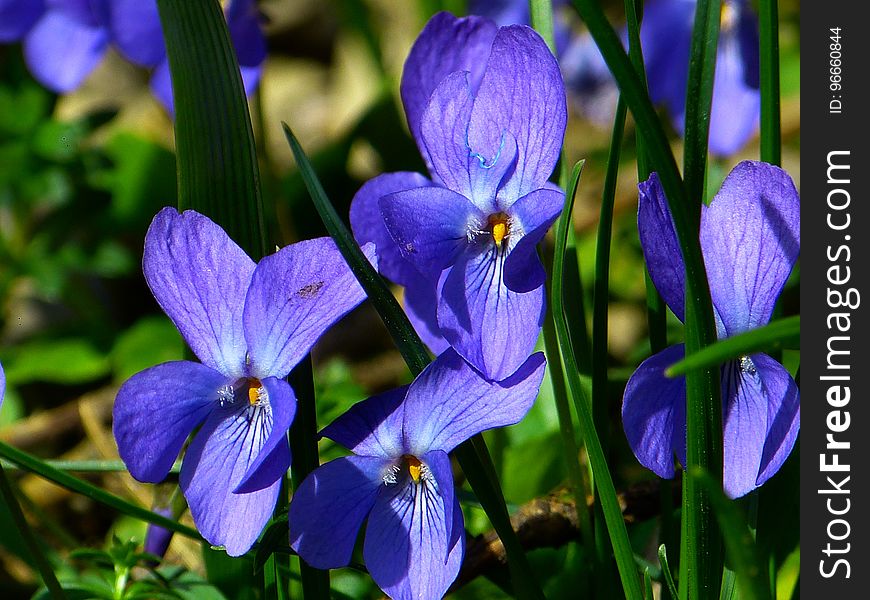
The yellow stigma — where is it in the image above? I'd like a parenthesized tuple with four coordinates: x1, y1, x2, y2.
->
(247, 378, 263, 405)
(487, 212, 510, 247)
(720, 2, 737, 30)
(403, 454, 423, 484)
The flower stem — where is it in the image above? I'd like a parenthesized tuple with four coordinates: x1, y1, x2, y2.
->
(0, 462, 65, 599)
(759, 0, 781, 166)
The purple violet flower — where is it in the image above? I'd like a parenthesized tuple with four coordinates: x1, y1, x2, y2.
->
(622, 161, 800, 498)
(0, 0, 265, 114)
(351, 12, 566, 381)
(289, 349, 546, 599)
(143, 506, 174, 561)
(113, 207, 371, 556)
(642, 0, 761, 156)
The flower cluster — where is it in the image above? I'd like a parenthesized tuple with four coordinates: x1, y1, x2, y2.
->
(0, 0, 265, 114)
(107, 7, 800, 600)
(351, 12, 567, 381)
(623, 161, 800, 498)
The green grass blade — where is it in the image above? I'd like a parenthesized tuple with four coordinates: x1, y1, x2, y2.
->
(0, 441, 201, 540)
(682, 0, 720, 205)
(658, 544, 680, 600)
(693, 470, 772, 600)
(592, 98, 627, 447)
(282, 123, 430, 375)
(552, 162, 643, 600)
(677, 1, 726, 594)
(289, 357, 330, 600)
(758, 0, 781, 165)
(282, 123, 544, 599)
(666, 316, 799, 377)
(0, 463, 65, 598)
(156, 0, 266, 259)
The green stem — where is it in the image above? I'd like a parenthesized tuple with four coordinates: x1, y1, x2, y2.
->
(552, 163, 643, 600)
(0, 441, 201, 540)
(0, 463, 66, 598)
(528, 0, 556, 55)
(758, 0, 781, 166)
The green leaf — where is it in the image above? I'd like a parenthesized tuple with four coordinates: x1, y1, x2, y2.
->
(4, 338, 110, 385)
(692, 469, 772, 600)
(551, 160, 643, 600)
(156, 0, 266, 260)
(666, 316, 800, 377)
(111, 316, 185, 382)
(203, 546, 258, 600)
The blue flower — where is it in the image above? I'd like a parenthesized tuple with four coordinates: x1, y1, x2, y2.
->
(622, 161, 800, 498)
(289, 349, 546, 600)
(0, 0, 265, 114)
(351, 12, 566, 381)
(641, 0, 761, 156)
(113, 208, 371, 555)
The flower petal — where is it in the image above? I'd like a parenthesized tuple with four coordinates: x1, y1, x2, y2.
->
(468, 25, 566, 202)
(0, 361, 6, 410)
(113, 361, 222, 483)
(144, 208, 254, 377)
(438, 248, 545, 380)
(149, 59, 174, 115)
(350, 172, 434, 287)
(380, 186, 484, 277)
(701, 161, 800, 334)
(400, 12, 497, 147)
(23, 5, 108, 93)
(708, 24, 759, 156)
(503, 187, 564, 292)
(721, 354, 799, 498)
(404, 273, 450, 354)
(638, 172, 686, 322)
(234, 377, 296, 493)
(640, 0, 694, 121)
(364, 462, 465, 600)
(403, 349, 546, 454)
(289, 455, 387, 568)
(180, 402, 288, 556)
(243, 237, 368, 379)
(0, 0, 45, 42)
(320, 386, 408, 459)
(226, 0, 266, 69)
(419, 70, 519, 209)
(754, 354, 800, 488)
(107, 0, 164, 67)
(621, 344, 688, 478)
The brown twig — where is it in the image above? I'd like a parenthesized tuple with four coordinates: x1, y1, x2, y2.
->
(452, 477, 679, 591)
